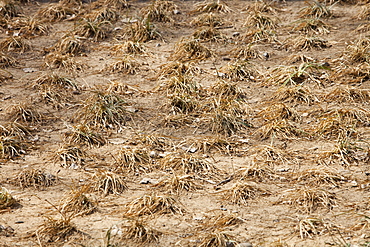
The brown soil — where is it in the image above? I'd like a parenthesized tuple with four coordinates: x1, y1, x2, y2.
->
(1, 0, 370, 246)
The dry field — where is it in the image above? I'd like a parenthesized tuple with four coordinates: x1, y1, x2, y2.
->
(2, 0, 370, 246)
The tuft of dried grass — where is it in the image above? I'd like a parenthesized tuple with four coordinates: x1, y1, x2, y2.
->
(121, 218, 162, 244)
(0, 36, 31, 53)
(0, 52, 17, 67)
(104, 56, 140, 74)
(54, 144, 86, 168)
(154, 174, 202, 194)
(123, 193, 185, 216)
(140, 0, 177, 23)
(36, 3, 76, 22)
(114, 147, 151, 174)
(52, 35, 85, 55)
(193, 0, 232, 14)
(34, 72, 77, 89)
(74, 19, 111, 41)
(192, 26, 226, 43)
(249, 144, 293, 166)
(44, 52, 85, 72)
(299, 217, 337, 239)
(257, 119, 304, 140)
(236, 162, 278, 182)
(0, 135, 26, 160)
(158, 74, 200, 95)
(6, 102, 44, 124)
(204, 213, 244, 230)
(170, 38, 213, 62)
(111, 41, 145, 55)
(90, 170, 127, 195)
(343, 37, 370, 63)
(292, 18, 330, 34)
(18, 17, 50, 36)
(35, 215, 77, 243)
(242, 28, 278, 43)
(59, 186, 97, 216)
(299, 0, 332, 18)
(86, 6, 118, 22)
(15, 168, 56, 189)
(0, 187, 16, 210)
(64, 123, 106, 147)
(230, 44, 262, 60)
(244, 12, 280, 30)
(319, 139, 362, 166)
(199, 231, 235, 247)
(168, 93, 201, 114)
(246, 1, 280, 14)
(125, 19, 161, 43)
(280, 187, 337, 213)
(190, 13, 225, 27)
(218, 61, 257, 81)
(314, 116, 357, 139)
(0, 0, 22, 18)
(221, 182, 270, 205)
(294, 167, 347, 187)
(157, 61, 201, 80)
(209, 80, 246, 100)
(181, 136, 233, 154)
(324, 86, 370, 103)
(272, 86, 317, 104)
(284, 36, 329, 51)
(258, 103, 301, 122)
(0, 121, 31, 140)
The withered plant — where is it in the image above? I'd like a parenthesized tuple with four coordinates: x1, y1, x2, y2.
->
(136, 133, 174, 151)
(199, 231, 235, 247)
(294, 167, 346, 187)
(52, 35, 85, 55)
(126, 19, 161, 42)
(123, 193, 185, 216)
(0, 187, 16, 210)
(209, 80, 246, 100)
(35, 215, 77, 243)
(258, 103, 300, 122)
(160, 152, 217, 175)
(190, 13, 225, 27)
(154, 174, 201, 194)
(325, 86, 370, 103)
(329, 63, 370, 84)
(299, 217, 337, 239)
(284, 36, 329, 51)
(54, 144, 86, 168)
(140, 0, 177, 23)
(59, 186, 97, 216)
(44, 52, 85, 72)
(91, 170, 127, 195)
(15, 168, 56, 189)
(267, 63, 322, 85)
(157, 61, 201, 80)
(244, 12, 280, 30)
(86, 6, 118, 22)
(193, 0, 232, 14)
(236, 162, 278, 182)
(280, 187, 337, 213)
(221, 182, 270, 205)
(94, 0, 128, 9)
(246, 1, 279, 14)
(0, 36, 31, 53)
(111, 41, 145, 55)
(249, 144, 293, 166)
(284, 54, 315, 65)
(36, 3, 76, 22)
(314, 116, 357, 139)
(272, 86, 317, 104)
(242, 28, 278, 43)
(120, 218, 162, 244)
(6, 102, 44, 124)
(344, 37, 370, 63)
(38, 85, 72, 108)
(158, 74, 200, 95)
(0, 52, 17, 67)
(320, 139, 362, 166)
(182, 136, 233, 154)
(74, 91, 129, 129)
(0, 135, 26, 159)
(114, 147, 151, 174)
(219, 61, 257, 81)
(34, 72, 77, 89)
(170, 38, 213, 62)
(230, 44, 262, 60)
(192, 26, 226, 43)
(0, 0, 21, 18)
(359, 4, 370, 20)
(64, 123, 106, 147)
(321, 107, 370, 126)
(292, 18, 330, 34)
(204, 213, 243, 230)
(104, 56, 140, 74)
(0, 121, 31, 140)
(299, 0, 332, 18)
(18, 17, 50, 36)
(74, 19, 111, 41)
(257, 119, 304, 140)
(168, 93, 201, 114)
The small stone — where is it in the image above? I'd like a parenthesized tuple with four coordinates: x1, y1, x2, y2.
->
(232, 32, 240, 37)
(173, 9, 181, 14)
(156, 43, 161, 47)
(237, 243, 253, 247)
(23, 68, 38, 73)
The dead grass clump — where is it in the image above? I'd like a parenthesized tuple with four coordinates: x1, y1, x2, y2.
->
(190, 13, 224, 27)
(0, 52, 17, 67)
(95, 0, 128, 9)
(330, 63, 370, 84)
(199, 231, 235, 247)
(249, 144, 293, 166)
(161, 152, 216, 175)
(0, 121, 31, 140)
(15, 168, 56, 189)
(193, 0, 232, 14)
(54, 144, 86, 168)
(123, 193, 185, 216)
(244, 12, 280, 30)
(7, 102, 44, 124)
(0, 136, 26, 159)
(168, 94, 200, 114)
(74, 91, 129, 129)
(114, 147, 151, 173)
(257, 119, 304, 140)
(38, 85, 72, 109)
(35, 216, 77, 243)
(64, 124, 106, 147)
(284, 36, 329, 51)
(236, 162, 277, 182)
(36, 3, 76, 22)
(170, 38, 213, 62)
(324, 86, 370, 103)
(59, 186, 97, 216)
(140, 0, 177, 23)
(299, 0, 332, 18)
(18, 17, 50, 36)
(272, 86, 317, 104)
(181, 136, 233, 154)
(343, 37, 370, 63)
(0, 187, 16, 210)
(258, 103, 301, 122)
(205, 213, 244, 230)
(292, 18, 330, 34)
(126, 19, 161, 43)
(91, 170, 127, 195)
(52, 35, 85, 55)
(230, 44, 262, 60)
(299, 217, 337, 239)
(135, 133, 174, 151)
(246, 1, 280, 14)
(159, 74, 200, 95)
(121, 219, 162, 244)
(44, 52, 85, 72)
(284, 54, 315, 65)
(280, 187, 337, 213)
(219, 61, 257, 81)
(221, 182, 270, 205)
(111, 41, 145, 55)
(294, 167, 347, 187)
(209, 80, 246, 99)
(157, 61, 201, 80)
(322, 107, 370, 126)
(0, 0, 21, 18)
(104, 56, 140, 74)
(242, 28, 278, 43)
(314, 117, 356, 139)
(34, 72, 77, 89)
(154, 174, 201, 194)
(359, 4, 370, 20)
(74, 19, 111, 41)
(0, 36, 31, 53)
(192, 26, 226, 43)
(86, 6, 118, 22)
(320, 139, 362, 166)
